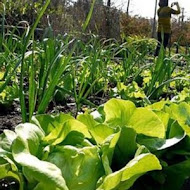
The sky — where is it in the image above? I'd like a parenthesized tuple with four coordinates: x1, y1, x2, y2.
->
(111, 0, 190, 19)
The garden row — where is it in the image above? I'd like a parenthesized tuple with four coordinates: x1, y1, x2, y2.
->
(1, 99, 190, 189)
(1, 1, 190, 189)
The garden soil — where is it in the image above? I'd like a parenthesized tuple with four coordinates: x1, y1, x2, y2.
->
(0, 101, 21, 133)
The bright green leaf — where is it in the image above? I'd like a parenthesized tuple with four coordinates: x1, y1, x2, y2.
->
(104, 99, 165, 138)
(12, 137, 68, 190)
(32, 113, 74, 135)
(128, 108, 165, 138)
(44, 119, 91, 145)
(170, 102, 190, 136)
(47, 145, 104, 190)
(104, 98, 136, 128)
(97, 153, 162, 190)
(90, 124, 115, 145)
(15, 123, 44, 156)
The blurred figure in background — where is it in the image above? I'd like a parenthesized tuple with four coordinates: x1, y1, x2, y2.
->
(154, 0, 181, 56)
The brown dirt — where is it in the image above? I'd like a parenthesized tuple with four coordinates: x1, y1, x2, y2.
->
(0, 95, 109, 134)
(0, 101, 22, 133)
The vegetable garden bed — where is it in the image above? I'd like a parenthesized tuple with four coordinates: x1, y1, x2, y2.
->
(1, 34, 190, 189)
(1, 99, 190, 189)
(1, 1, 190, 189)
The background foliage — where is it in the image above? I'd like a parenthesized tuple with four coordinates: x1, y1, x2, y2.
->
(2, 0, 190, 47)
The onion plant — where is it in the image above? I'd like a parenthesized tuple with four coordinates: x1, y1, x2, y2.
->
(114, 38, 155, 84)
(36, 37, 75, 115)
(146, 46, 177, 99)
(82, 0, 96, 32)
(1, 0, 189, 124)
(1, 0, 99, 121)
(70, 37, 117, 112)
(19, 0, 51, 122)
(0, 0, 75, 122)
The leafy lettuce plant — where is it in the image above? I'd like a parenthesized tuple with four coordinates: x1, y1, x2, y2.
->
(1, 98, 190, 189)
(0, 99, 164, 190)
(133, 101, 190, 189)
(81, 99, 190, 189)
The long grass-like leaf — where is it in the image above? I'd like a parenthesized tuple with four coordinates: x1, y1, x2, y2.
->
(37, 41, 76, 114)
(82, 0, 96, 32)
(37, 55, 70, 114)
(0, 52, 32, 93)
(28, 35, 37, 122)
(147, 45, 165, 96)
(148, 77, 190, 99)
(19, 0, 50, 122)
(39, 37, 72, 101)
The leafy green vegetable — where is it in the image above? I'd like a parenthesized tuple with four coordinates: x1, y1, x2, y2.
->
(32, 113, 74, 135)
(0, 130, 17, 155)
(170, 102, 190, 136)
(128, 108, 165, 138)
(14, 123, 44, 155)
(112, 127, 137, 169)
(104, 98, 136, 127)
(104, 98, 165, 138)
(43, 119, 91, 145)
(90, 124, 116, 145)
(12, 138, 68, 190)
(97, 153, 162, 190)
(137, 133, 185, 151)
(164, 159, 190, 189)
(77, 113, 98, 130)
(48, 146, 104, 190)
(1, 99, 190, 190)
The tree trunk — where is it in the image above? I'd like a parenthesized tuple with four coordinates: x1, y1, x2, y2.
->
(107, 0, 111, 7)
(126, 0, 130, 16)
(106, 0, 111, 38)
(152, 0, 158, 38)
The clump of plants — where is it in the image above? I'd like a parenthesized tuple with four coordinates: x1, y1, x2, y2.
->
(1, 98, 190, 189)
